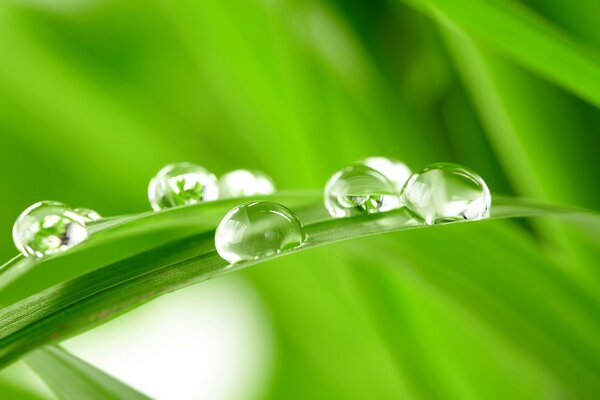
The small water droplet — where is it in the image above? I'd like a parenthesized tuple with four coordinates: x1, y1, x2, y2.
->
(13, 201, 88, 257)
(148, 162, 218, 210)
(324, 164, 400, 218)
(215, 201, 305, 263)
(402, 163, 491, 225)
(360, 157, 411, 194)
(74, 208, 102, 222)
(218, 169, 275, 199)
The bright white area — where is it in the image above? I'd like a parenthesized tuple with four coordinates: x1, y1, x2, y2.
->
(63, 276, 274, 400)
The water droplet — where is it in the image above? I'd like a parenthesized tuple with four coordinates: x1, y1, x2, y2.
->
(360, 157, 411, 194)
(402, 163, 491, 225)
(13, 201, 88, 257)
(215, 201, 305, 263)
(148, 162, 218, 211)
(324, 164, 400, 218)
(218, 169, 275, 199)
(74, 208, 102, 222)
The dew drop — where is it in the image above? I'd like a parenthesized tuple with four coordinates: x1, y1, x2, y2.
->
(402, 162, 491, 225)
(148, 162, 218, 211)
(215, 201, 305, 263)
(360, 156, 411, 194)
(218, 169, 275, 199)
(324, 164, 400, 218)
(74, 208, 102, 222)
(13, 201, 88, 257)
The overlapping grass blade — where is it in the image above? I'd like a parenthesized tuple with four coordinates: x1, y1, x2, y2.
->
(399, 0, 600, 107)
(25, 346, 149, 400)
(347, 230, 600, 397)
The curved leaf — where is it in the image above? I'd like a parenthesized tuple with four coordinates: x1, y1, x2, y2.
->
(0, 192, 596, 367)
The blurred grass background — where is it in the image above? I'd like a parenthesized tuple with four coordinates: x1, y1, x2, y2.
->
(0, 0, 599, 398)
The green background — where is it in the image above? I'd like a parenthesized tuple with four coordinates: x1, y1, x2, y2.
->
(0, 0, 599, 398)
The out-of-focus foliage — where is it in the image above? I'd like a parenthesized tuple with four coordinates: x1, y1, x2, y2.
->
(0, 0, 599, 398)
(25, 346, 150, 399)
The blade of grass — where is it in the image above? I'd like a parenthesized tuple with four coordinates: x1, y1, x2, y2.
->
(399, 0, 600, 107)
(25, 346, 149, 400)
(0, 191, 320, 307)
(0, 193, 597, 367)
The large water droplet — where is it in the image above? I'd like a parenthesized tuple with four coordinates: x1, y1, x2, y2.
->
(148, 162, 218, 211)
(13, 201, 88, 257)
(402, 163, 491, 225)
(360, 157, 411, 194)
(215, 201, 305, 263)
(218, 169, 275, 199)
(74, 208, 102, 222)
(324, 164, 400, 218)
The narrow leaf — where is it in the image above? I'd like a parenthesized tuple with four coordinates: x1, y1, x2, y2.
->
(400, 0, 600, 107)
(25, 346, 149, 400)
(0, 192, 596, 367)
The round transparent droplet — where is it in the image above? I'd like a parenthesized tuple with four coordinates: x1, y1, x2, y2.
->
(148, 162, 218, 210)
(360, 156, 411, 194)
(215, 201, 306, 263)
(74, 208, 102, 222)
(13, 201, 88, 257)
(324, 164, 400, 218)
(218, 169, 275, 199)
(402, 163, 491, 225)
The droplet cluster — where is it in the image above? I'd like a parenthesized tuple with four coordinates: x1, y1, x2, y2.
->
(12, 157, 490, 261)
(13, 162, 278, 258)
(324, 157, 490, 225)
(148, 163, 275, 210)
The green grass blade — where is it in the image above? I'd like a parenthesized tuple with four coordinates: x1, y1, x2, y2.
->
(25, 346, 149, 400)
(0, 192, 597, 367)
(399, 0, 600, 107)
(0, 191, 321, 307)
